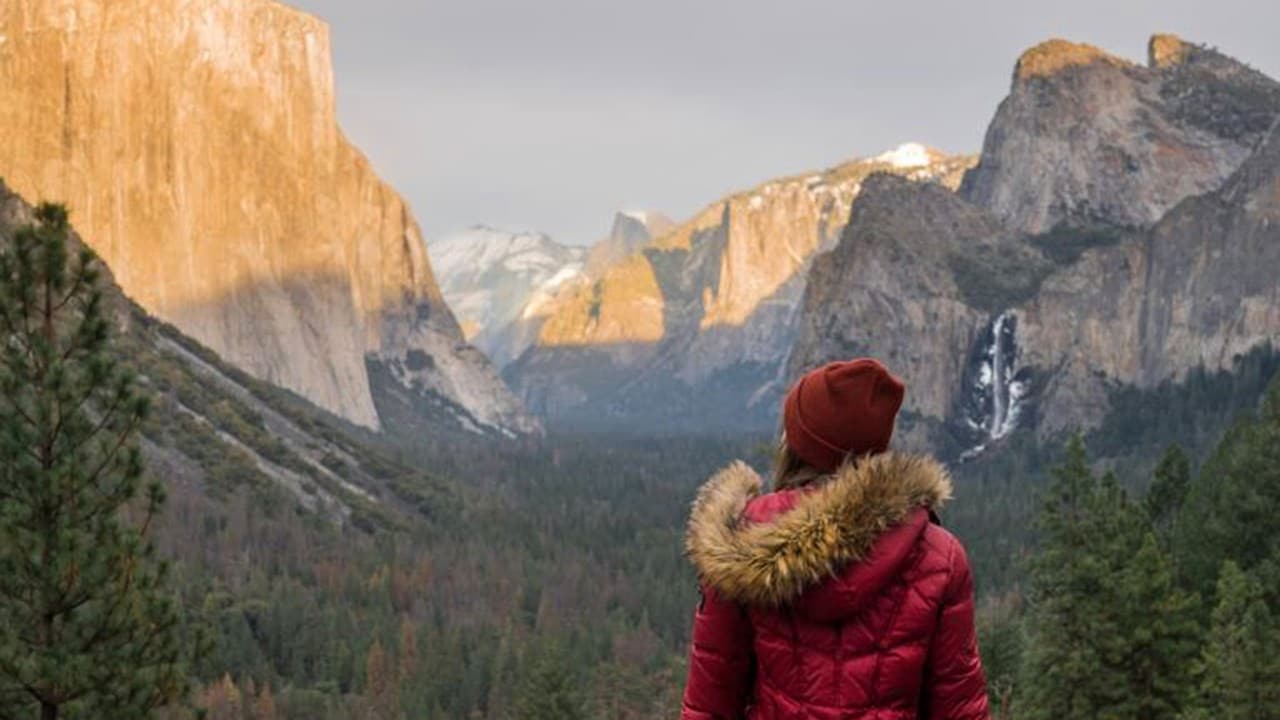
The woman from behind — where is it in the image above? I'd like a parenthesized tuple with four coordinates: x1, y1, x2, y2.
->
(681, 358, 989, 719)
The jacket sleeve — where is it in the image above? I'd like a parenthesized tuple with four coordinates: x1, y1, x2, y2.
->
(681, 585, 755, 720)
(923, 539, 990, 720)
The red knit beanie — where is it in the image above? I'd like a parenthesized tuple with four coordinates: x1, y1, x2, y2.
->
(783, 358, 905, 472)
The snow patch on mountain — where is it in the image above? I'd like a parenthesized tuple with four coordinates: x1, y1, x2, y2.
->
(874, 142, 933, 168)
(429, 226, 586, 366)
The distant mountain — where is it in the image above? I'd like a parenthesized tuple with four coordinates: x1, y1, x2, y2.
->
(505, 145, 974, 431)
(791, 35, 1280, 459)
(429, 227, 587, 368)
(428, 211, 676, 370)
(0, 0, 538, 438)
(586, 211, 676, 278)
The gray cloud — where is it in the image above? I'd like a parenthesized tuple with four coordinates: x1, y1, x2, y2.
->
(290, 0, 1280, 245)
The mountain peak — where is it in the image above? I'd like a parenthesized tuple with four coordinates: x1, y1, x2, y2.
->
(619, 210, 651, 225)
(1014, 39, 1130, 81)
(966, 33, 1280, 233)
(611, 209, 674, 236)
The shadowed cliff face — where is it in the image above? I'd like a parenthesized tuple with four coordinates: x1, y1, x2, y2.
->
(791, 35, 1280, 458)
(507, 147, 974, 431)
(0, 0, 537, 436)
(1015, 119, 1280, 435)
(961, 35, 1280, 234)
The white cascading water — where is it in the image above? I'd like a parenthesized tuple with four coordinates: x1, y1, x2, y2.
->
(989, 312, 1024, 440)
(961, 311, 1026, 460)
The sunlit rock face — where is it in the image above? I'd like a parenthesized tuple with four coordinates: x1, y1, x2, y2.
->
(0, 0, 538, 436)
(507, 147, 974, 431)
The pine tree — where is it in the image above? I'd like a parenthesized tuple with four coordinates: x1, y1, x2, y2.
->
(1145, 444, 1191, 549)
(511, 648, 584, 720)
(1175, 376, 1280, 596)
(251, 682, 276, 720)
(361, 640, 399, 720)
(1111, 533, 1200, 719)
(584, 660, 655, 720)
(1020, 436, 1111, 719)
(197, 674, 242, 720)
(1187, 562, 1280, 719)
(1020, 437, 1199, 720)
(397, 618, 418, 683)
(0, 205, 189, 719)
(975, 595, 1024, 718)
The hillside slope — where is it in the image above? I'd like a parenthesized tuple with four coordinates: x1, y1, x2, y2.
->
(0, 180, 454, 531)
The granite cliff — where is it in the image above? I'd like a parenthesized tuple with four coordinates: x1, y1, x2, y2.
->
(0, 0, 537, 436)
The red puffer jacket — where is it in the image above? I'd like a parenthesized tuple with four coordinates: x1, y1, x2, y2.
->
(681, 453, 988, 720)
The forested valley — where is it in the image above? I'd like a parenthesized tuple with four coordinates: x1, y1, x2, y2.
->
(161, 354, 1280, 719)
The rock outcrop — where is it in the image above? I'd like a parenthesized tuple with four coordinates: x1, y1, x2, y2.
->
(0, 0, 537, 436)
(507, 145, 974, 431)
(961, 34, 1280, 233)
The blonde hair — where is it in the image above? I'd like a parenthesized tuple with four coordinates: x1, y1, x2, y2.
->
(771, 434, 826, 490)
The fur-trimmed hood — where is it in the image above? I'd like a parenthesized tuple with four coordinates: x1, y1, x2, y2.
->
(685, 452, 953, 608)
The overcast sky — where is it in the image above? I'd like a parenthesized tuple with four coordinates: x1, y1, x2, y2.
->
(290, 0, 1280, 246)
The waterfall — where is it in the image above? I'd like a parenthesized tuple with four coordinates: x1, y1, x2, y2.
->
(989, 312, 1024, 439)
(960, 311, 1027, 460)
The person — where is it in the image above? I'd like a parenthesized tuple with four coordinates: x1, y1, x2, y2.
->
(681, 358, 989, 719)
